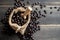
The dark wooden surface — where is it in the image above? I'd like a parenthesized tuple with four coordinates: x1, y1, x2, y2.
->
(0, 0, 60, 40)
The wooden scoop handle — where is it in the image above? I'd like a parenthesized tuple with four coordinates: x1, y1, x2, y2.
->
(21, 7, 32, 19)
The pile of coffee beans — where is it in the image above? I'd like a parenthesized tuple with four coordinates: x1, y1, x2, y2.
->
(12, 11, 28, 26)
(1, 0, 51, 40)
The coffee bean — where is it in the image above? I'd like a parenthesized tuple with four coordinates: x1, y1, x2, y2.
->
(54, 7, 57, 9)
(50, 7, 52, 9)
(50, 11, 52, 14)
(43, 10, 47, 14)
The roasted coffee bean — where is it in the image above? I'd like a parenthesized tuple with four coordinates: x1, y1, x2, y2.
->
(57, 7, 60, 11)
(50, 11, 52, 14)
(38, 11, 41, 13)
(50, 7, 52, 9)
(40, 6, 43, 9)
(43, 5, 46, 7)
(40, 4, 42, 7)
(31, 5, 34, 7)
(35, 2, 38, 5)
(43, 10, 47, 14)
(54, 7, 57, 9)
(41, 14, 46, 17)
(37, 26, 40, 30)
(35, 8, 38, 10)
(26, 1, 30, 4)
(22, 3, 25, 7)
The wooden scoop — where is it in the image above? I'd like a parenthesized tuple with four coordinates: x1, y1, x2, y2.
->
(21, 6, 32, 19)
